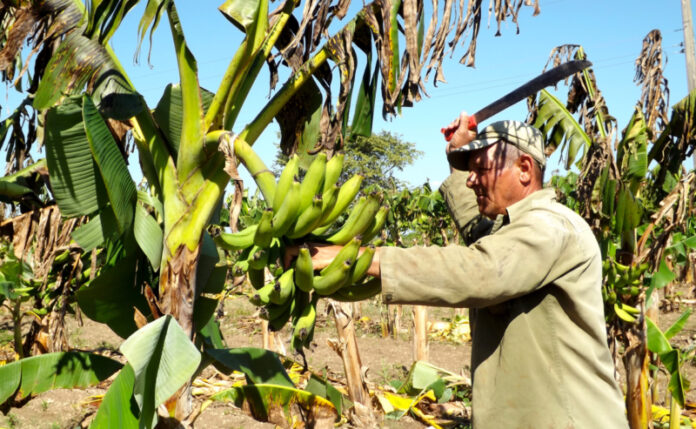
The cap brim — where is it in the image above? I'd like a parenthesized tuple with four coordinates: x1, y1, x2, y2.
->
(446, 137, 500, 171)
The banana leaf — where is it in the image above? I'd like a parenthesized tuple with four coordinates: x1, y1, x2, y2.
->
(646, 317, 687, 407)
(135, 0, 173, 62)
(89, 364, 139, 429)
(134, 203, 163, 270)
(120, 315, 201, 428)
(0, 352, 122, 405)
(305, 373, 349, 416)
(206, 347, 293, 387)
(34, 32, 112, 110)
(617, 109, 648, 190)
(152, 84, 214, 156)
(349, 42, 379, 139)
(533, 89, 591, 168)
(166, 1, 205, 185)
(71, 206, 120, 252)
(45, 96, 107, 218)
(76, 253, 151, 338)
(210, 384, 337, 426)
(82, 94, 137, 234)
(276, 77, 323, 162)
(193, 232, 226, 330)
(85, 0, 139, 44)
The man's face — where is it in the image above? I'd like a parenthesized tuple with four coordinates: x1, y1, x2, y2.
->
(466, 143, 520, 218)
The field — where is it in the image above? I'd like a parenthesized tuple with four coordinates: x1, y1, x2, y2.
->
(1, 283, 696, 428)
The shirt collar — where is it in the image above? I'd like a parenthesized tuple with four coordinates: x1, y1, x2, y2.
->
(504, 188, 557, 224)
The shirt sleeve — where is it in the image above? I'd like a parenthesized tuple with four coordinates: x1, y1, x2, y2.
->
(379, 208, 570, 308)
(439, 170, 493, 245)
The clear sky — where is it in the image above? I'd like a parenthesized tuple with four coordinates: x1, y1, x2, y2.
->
(5, 0, 695, 191)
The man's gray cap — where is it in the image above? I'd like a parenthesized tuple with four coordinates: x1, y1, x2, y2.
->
(447, 120, 546, 170)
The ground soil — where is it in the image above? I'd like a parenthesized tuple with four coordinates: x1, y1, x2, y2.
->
(1, 283, 695, 428)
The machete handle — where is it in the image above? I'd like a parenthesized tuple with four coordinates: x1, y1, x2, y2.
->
(441, 116, 478, 142)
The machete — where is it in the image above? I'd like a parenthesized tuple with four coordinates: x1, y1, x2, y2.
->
(441, 60, 592, 141)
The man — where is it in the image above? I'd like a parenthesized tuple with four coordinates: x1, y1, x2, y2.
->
(308, 113, 628, 428)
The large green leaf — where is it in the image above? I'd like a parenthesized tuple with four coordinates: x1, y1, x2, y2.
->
(350, 46, 379, 139)
(210, 384, 337, 425)
(71, 206, 120, 252)
(34, 32, 111, 110)
(83, 94, 137, 234)
(193, 233, 226, 330)
(85, 0, 140, 44)
(120, 315, 201, 428)
(617, 109, 648, 188)
(76, 254, 151, 338)
(664, 309, 692, 340)
(152, 84, 214, 156)
(305, 374, 348, 416)
(206, 348, 293, 387)
(0, 352, 122, 405)
(646, 258, 676, 307)
(219, 0, 268, 37)
(533, 90, 591, 168)
(89, 364, 139, 429)
(45, 96, 106, 217)
(646, 317, 672, 355)
(134, 203, 163, 270)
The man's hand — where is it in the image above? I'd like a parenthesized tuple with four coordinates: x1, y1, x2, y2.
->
(284, 243, 381, 278)
(284, 243, 343, 271)
(443, 111, 477, 155)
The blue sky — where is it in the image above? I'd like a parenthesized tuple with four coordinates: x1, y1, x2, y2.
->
(5, 0, 695, 190)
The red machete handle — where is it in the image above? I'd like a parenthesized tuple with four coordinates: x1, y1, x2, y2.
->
(441, 116, 477, 142)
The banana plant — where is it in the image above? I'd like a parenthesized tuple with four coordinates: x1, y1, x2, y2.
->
(534, 36, 696, 428)
(0, 0, 541, 424)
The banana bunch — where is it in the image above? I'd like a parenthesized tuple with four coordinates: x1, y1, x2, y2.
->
(215, 141, 388, 352)
(601, 259, 650, 323)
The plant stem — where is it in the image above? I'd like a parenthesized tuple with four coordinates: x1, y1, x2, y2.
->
(12, 299, 23, 359)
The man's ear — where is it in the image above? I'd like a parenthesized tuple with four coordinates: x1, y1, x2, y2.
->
(517, 154, 534, 185)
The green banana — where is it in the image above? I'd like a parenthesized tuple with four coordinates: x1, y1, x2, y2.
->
(274, 154, 299, 212)
(291, 289, 310, 321)
(360, 204, 389, 243)
(313, 259, 353, 295)
(292, 293, 319, 350)
(248, 267, 265, 290)
(247, 245, 269, 270)
(287, 195, 324, 239)
(216, 225, 257, 250)
(265, 298, 294, 331)
(323, 153, 344, 193)
(318, 174, 364, 228)
(331, 277, 381, 302)
(319, 183, 339, 224)
(320, 236, 361, 276)
(254, 208, 274, 248)
(315, 195, 366, 236)
(614, 302, 637, 323)
(269, 268, 295, 305)
(272, 181, 301, 237)
(294, 246, 314, 292)
(249, 281, 276, 306)
(297, 153, 327, 213)
(326, 192, 382, 245)
(234, 137, 276, 204)
(232, 260, 249, 276)
(350, 244, 375, 284)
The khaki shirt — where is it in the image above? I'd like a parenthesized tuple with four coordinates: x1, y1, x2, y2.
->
(380, 171, 627, 429)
